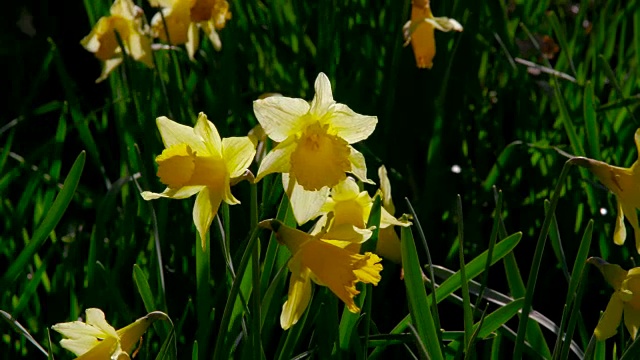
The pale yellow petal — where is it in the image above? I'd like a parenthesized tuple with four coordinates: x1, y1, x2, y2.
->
(96, 58, 123, 83)
(594, 293, 624, 341)
(221, 176, 240, 205)
(625, 303, 640, 340)
(348, 146, 374, 184)
(352, 252, 384, 285)
(127, 32, 154, 68)
(51, 322, 105, 356)
(614, 199, 627, 246)
(621, 199, 640, 253)
(283, 173, 329, 225)
(323, 224, 372, 244)
(330, 177, 360, 202)
(201, 20, 222, 50)
(380, 207, 411, 228)
(193, 187, 221, 249)
(222, 137, 256, 178)
(110, 0, 136, 19)
(253, 97, 310, 142)
(186, 21, 199, 59)
(156, 116, 206, 153)
(255, 138, 296, 182)
(85, 308, 118, 339)
(258, 219, 312, 255)
(141, 186, 204, 200)
(193, 113, 222, 157)
(327, 104, 377, 144)
(69, 336, 118, 359)
(309, 72, 334, 117)
(378, 165, 396, 214)
(426, 17, 464, 32)
(281, 268, 312, 330)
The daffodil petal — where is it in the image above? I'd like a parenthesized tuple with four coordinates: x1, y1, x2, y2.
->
(222, 137, 256, 178)
(156, 116, 207, 153)
(323, 223, 372, 243)
(309, 73, 334, 117)
(409, 4, 436, 69)
(280, 268, 312, 330)
(141, 186, 204, 200)
(594, 292, 624, 341)
(327, 104, 377, 144)
(378, 165, 396, 214)
(331, 177, 360, 201)
(110, 0, 136, 19)
(348, 146, 374, 184)
(86, 308, 118, 339)
(626, 303, 640, 340)
(255, 139, 295, 182)
(117, 312, 167, 354)
(589, 257, 628, 290)
(221, 176, 240, 205)
(353, 252, 384, 284)
(253, 97, 310, 142)
(380, 207, 411, 228)
(194, 113, 222, 157)
(52, 321, 106, 356)
(128, 32, 153, 67)
(186, 21, 199, 59)
(97, 58, 123, 83)
(193, 187, 221, 249)
(202, 20, 222, 50)
(377, 227, 402, 264)
(613, 198, 627, 246)
(70, 336, 119, 360)
(283, 173, 329, 225)
(621, 199, 640, 253)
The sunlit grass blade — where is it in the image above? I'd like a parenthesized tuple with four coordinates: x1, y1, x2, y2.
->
(46, 328, 54, 360)
(583, 81, 601, 159)
(133, 264, 171, 339)
(0, 310, 49, 357)
(598, 54, 640, 126)
(401, 226, 444, 360)
(475, 298, 524, 339)
(555, 219, 593, 359)
(455, 195, 474, 353)
(546, 11, 577, 77)
(482, 141, 522, 191)
(1, 151, 85, 287)
(213, 227, 262, 360)
(513, 160, 573, 359)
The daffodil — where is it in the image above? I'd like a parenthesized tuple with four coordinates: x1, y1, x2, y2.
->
(80, 0, 153, 82)
(141, 112, 256, 248)
(259, 219, 383, 330)
(149, 0, 231, 59)
(571, 129, 640, 253)
(310, 174, 410, 263)
(588, 257, 640, 340)
(403, 0, 463, 69)
(253, 72, 378, 225)
(52, 308, 167, 359)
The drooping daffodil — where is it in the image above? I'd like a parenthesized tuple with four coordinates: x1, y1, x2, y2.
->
(403, 0, 463, 69)
(81, 0, 153, 82)
(253, 72, 378, 225)
(259, 219, 383, 330)
(141, 113, 256, 248)
(149, 0, 231, 59)
(588, 257, 640, 340)
(52, 308, 168, 359)
(310, 174, 411, 263)
(571, 128, 640, 253)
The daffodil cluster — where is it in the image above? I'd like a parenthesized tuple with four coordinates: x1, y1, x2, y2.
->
(138, 72, 410, 330)
(81, 0, 232, 82)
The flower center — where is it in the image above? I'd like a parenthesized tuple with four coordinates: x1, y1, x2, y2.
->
(156, 144, 226, 190)
(290, 122, 351, 191)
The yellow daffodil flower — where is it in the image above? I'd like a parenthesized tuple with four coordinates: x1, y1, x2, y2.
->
(310, 174, 411, 263)
(253, 72, 378, 225)
(588, 257, 640, 340)
(259, 219, 383, 330)
(52, 308, 167, 359)
(80, 0, 153, 82)
(141, 112, 256, 248)
(403, 0, 463, 69)
(149, 0, 231, 59)
(571, 129, 640, 253)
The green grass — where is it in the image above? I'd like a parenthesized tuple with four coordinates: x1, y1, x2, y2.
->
(3, 0, 640, 358)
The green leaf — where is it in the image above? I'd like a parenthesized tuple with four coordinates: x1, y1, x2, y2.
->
(475, 298, 524, 339)
(455, 195, 474, 353)
(1, 151, 85, 287)
(583, 81, 601, 159)
(0, 310, 49, 357)
(401, 226, 444, 360)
